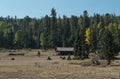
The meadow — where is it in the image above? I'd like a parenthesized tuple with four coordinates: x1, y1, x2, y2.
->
(0, 49, 120, 79)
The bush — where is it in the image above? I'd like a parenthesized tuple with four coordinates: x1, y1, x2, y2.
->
(37, 51, 41, 57)
(89, 52, 100, 65)
(67, 55, 71, 60)
(47, 56, 52, 60)
(88, 53, 96, 59)
(62, 57, 66, 60)
(72, 57, 81, 60)
(11, 57, 15, 60)
(60, 56, 66, 60)
(91, 57, 100, 65)
(8, 50, 12, 52)
(13, 50, 15, 52)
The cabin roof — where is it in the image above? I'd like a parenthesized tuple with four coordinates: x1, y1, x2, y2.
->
(56, 47, 74, 52)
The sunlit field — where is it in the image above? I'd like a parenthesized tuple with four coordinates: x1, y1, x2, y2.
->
(0, 49, 120, 79)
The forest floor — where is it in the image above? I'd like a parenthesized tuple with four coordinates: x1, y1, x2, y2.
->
(0, 49, 120, 79)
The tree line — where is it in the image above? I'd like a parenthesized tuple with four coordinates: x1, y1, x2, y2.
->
(0, 8, 120, 63)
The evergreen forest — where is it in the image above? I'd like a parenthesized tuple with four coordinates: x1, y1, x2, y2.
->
(0, 8, 120, 62)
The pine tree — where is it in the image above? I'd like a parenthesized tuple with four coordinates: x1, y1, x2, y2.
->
(0, 31, 4, 47)
(57, 16, 62, 47)
(61, 15, 70, 47)
(41, 15, 50, 49)
(49, 8, 57, 48)
(74, 29, 82, 57)
(74, 27, 86, 59)
(98, 28, 116, 65)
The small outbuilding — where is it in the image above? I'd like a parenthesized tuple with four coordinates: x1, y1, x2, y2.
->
(55, 47, 74, 55)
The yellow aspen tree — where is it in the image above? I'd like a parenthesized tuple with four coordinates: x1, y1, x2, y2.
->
(97, 22, 102, 29)
(85, 28, 90, 45)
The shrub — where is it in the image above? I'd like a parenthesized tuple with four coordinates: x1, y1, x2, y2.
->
(47, 56, 52, 60)
(60, 56, 66, 60)
(67, 55, 71, 60)
(37, 51, 41, 57)
(72, 57, 81, 60)
(11, 57, 15, 60)
(89, 52, 100, 65)
(88, 53, 96, 59)
(91, 57, 100, 65)
(8, 50, 12, 52)
(62, 57, 66, 60)
(13, 50, 15, 52)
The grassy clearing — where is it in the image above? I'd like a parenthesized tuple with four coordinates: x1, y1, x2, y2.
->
(0, 49, 120, 79)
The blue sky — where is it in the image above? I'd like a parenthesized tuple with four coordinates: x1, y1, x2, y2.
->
(0, 0, 120, 18)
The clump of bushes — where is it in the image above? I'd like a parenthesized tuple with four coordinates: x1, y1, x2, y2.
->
(89, 52, 100, 65)
(47, 56, 52, 60)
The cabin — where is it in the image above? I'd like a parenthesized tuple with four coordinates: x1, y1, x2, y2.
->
(55, 47, 74, 55)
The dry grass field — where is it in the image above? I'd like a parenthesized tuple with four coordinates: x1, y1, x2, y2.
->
(0, 49, 120, 79)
